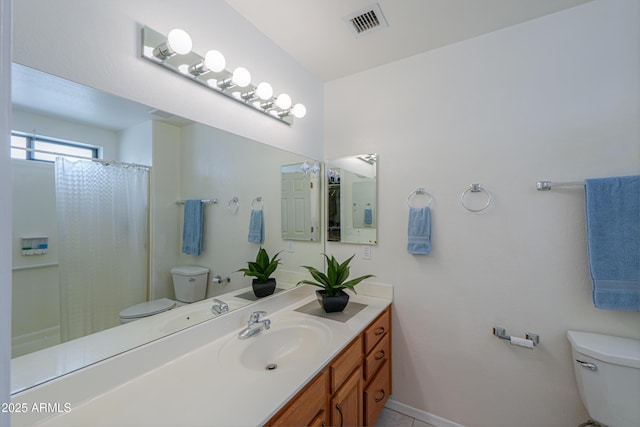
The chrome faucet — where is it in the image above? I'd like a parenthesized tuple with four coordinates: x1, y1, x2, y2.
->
(211, 298, 229, 315)
(238, 310, 271, 339)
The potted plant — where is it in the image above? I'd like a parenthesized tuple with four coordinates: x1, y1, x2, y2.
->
(298, 254, 374, 313)
(237, 247, 282, 298)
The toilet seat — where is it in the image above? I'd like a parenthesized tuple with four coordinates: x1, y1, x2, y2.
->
(119, 298, 176, 323)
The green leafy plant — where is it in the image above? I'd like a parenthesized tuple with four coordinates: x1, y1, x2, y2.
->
(297, 254, 374, 296)
(237, 247, 282, 284)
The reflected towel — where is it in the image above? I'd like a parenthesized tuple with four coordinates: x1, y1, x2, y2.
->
(364, 207, 373, 226)
(407, 206, 431, 255)
(181, 199, 204, 256)
(248, 209, 265, 244)
(585, 175, 640, 311)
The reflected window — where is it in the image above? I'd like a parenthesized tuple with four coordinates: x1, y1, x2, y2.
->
(11, 132, 100, 162)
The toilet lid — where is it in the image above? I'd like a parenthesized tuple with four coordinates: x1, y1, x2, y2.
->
(119, 298, 176, 319)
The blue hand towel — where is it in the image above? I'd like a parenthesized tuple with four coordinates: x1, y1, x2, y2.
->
(407, 206, 431, 255)
(248, 209, 265, 244)
(585, 175, 640, 311)
(364, 207, 373, 226)
(181, 199, 204, 256)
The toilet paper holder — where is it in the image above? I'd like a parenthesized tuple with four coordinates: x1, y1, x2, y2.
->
(493, 327, 540, 347)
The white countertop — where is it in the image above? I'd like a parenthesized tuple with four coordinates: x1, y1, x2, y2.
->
(12, 283, 392, 427)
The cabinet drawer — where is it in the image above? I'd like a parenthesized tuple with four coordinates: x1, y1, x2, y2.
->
(268, 369, 328, 426)
(364, 306, 390, 355)
(363, 361, 391, 426)
(364, 333, 390, 383)
(330, 335, 363, 394)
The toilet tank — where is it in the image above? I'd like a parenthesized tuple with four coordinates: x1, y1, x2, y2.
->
(567, 331, 640, 427)
(170, 266, 209, 303)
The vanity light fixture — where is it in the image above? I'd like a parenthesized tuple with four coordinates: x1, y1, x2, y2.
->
(141, 26, 306, 125)
(153, 28, 192, 60)
(301, 161, 320, 176)
(188, 49, 226, 76)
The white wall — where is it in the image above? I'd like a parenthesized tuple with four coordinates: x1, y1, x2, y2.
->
(325, 1, 640, 426)
(12, 0, 324, 160)
(0, 0, 11, 423)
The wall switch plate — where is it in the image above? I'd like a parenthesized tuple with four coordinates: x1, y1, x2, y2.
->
(287, 241, 295, 253)
(362, 245, 372, 260)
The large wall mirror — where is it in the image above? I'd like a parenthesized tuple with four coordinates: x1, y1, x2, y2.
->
(326, 154, 378, 245)
(10, 63, 323, 393)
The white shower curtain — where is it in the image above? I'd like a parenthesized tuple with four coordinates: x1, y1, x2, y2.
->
(55, 158, 149, 342)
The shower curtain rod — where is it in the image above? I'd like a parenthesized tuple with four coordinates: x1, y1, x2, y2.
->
(11, 145, 151, 169)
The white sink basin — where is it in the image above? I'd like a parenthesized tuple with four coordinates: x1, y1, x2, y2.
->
(218, 316, 331, 372)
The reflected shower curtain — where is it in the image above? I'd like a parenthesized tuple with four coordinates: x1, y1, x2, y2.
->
(55, 158, 149, 342)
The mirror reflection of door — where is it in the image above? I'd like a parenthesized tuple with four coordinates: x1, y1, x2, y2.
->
(281, 163, 320, 241)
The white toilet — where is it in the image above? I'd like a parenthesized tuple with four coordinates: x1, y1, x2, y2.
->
(119, 266, 209, 324)
(567, 331, 640, 427)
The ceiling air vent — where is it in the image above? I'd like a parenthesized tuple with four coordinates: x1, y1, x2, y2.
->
(344, 3, 388, 37)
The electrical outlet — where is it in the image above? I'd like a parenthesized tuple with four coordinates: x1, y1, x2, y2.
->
(362, 245, 372, 260)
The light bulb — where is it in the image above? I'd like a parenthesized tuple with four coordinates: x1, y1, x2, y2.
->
(204, 50, 226, 73)
(276, 93, 292, 110)
(167, 29, 192, 55)
(255, 82, 273, 100)
(292, 103, 307, 118)
(231, 67, 251, 87)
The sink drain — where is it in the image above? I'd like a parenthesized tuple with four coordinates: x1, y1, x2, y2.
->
(265, 363, 278, 371)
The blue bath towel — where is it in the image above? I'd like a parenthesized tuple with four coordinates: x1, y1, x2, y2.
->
(248, 209, 265, 244)
(407, 206, 431, 255)
(182, 200, 204, 256)
(364, 207, 373, 226)
(585, 175, 640, 311)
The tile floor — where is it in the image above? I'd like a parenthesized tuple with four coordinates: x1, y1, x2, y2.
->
(375, 407, 437, 427)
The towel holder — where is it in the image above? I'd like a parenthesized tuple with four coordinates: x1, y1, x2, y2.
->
(460, 183, 491, 212)
(251, 196, 264, 210)
(176, 199, 218, 205)
(407, 188, 433, 208)
(228, 197, 240, 215)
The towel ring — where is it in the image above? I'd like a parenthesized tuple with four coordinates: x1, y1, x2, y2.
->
(228, 196, 240, 215)
(251, 196, 264, 211)
(460, 184, 491, 212)
(407, 188, 433, 208)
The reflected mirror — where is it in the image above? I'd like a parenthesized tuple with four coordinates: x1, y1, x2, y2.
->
(281, 162, 321, 241)
(326, 154, 378, 245)
(10, 63, 323, 393)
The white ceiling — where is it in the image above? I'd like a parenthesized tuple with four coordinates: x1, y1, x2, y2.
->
(225, 0, 593, 82)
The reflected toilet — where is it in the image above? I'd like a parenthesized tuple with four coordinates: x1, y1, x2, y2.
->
(119, 266, 209, 323)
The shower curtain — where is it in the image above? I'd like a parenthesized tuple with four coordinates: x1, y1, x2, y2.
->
(55, 158, 149, 342)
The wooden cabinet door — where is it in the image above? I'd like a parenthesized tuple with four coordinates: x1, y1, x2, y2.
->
(268, 369, 329, 427)
(364, 361, 390, 426)
(330, 369, 362, 427)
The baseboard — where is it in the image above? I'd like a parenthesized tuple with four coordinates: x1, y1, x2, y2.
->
(385, 399, 467, 427)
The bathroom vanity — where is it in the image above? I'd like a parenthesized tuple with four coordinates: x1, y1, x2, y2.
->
(11, 282, 392, 426)
(268, 305, 391, 426)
